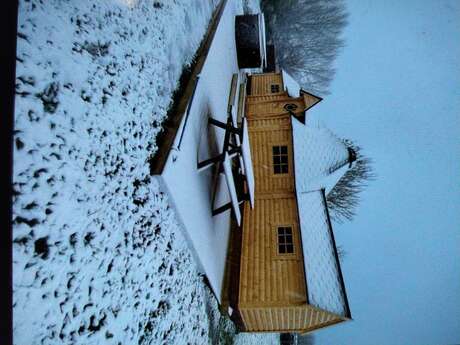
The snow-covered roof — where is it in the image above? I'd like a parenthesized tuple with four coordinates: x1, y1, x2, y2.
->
(291, 117, 351, 317)
(297, 190, 350, 317)
(321, 163, 349, 196)
(292, 117, 350, 194)
(281, 69, 300, 98)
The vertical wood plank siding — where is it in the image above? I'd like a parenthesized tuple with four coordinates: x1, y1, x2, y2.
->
(239, 306, 340, 332)
(249, 73, 283, 96)
(238, 72, 344, 332)
(303, 93, 321, 110)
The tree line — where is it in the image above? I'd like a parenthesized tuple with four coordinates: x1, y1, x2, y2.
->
(261, 0, 348, 96)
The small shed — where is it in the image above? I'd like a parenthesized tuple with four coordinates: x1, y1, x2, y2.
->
(235, 14, 267, 69)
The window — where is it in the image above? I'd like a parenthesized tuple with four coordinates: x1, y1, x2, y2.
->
(277, 227, 294, 254)
(270, 84, 280, 93)
(272, 145, 288, 174)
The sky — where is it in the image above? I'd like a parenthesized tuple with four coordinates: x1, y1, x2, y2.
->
(308, 1, 460, 344)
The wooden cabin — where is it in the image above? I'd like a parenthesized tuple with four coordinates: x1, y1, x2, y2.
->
(233, 70, 355, 333)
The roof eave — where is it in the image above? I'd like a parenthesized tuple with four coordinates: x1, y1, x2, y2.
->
(298, 313, 353, 336)
(290, 118, 310, 306)
(320, 188, 352, 319)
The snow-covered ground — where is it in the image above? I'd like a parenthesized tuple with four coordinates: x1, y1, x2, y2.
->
(13, 0, 276, 344)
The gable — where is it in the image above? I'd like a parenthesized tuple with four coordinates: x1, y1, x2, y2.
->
(301, 90, 322, 111)
(281, 70, 322, 111)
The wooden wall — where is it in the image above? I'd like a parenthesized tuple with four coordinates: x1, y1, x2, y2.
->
(245, 115, 294, 194)
(246, 96, 305, 119)
(237, 72, 344, 332)
(239, 196, 304, 304)
(249, 72, 283, 96)
(238, 72, 307, 331)
(239, 305, 341, 332)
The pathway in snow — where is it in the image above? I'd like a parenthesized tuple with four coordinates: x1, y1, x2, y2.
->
(13, 0, 276, 344)
(159, 0, 243, 304)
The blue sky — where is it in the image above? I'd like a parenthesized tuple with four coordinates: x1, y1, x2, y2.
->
(309, 1, 460, 344)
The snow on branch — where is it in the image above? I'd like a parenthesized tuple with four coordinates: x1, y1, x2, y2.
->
(326, 139, 376, 223)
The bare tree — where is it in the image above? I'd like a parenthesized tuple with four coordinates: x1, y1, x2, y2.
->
(326, 139, 376, 223)
(261, 0, 348, 96)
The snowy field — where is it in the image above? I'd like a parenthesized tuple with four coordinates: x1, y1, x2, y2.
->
(12, 0, 276, 344)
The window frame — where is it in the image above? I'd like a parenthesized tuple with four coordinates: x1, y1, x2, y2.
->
(272, 145, 289, 175)
(270, 84, 280, 93)
(274, 225, 297, 258)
